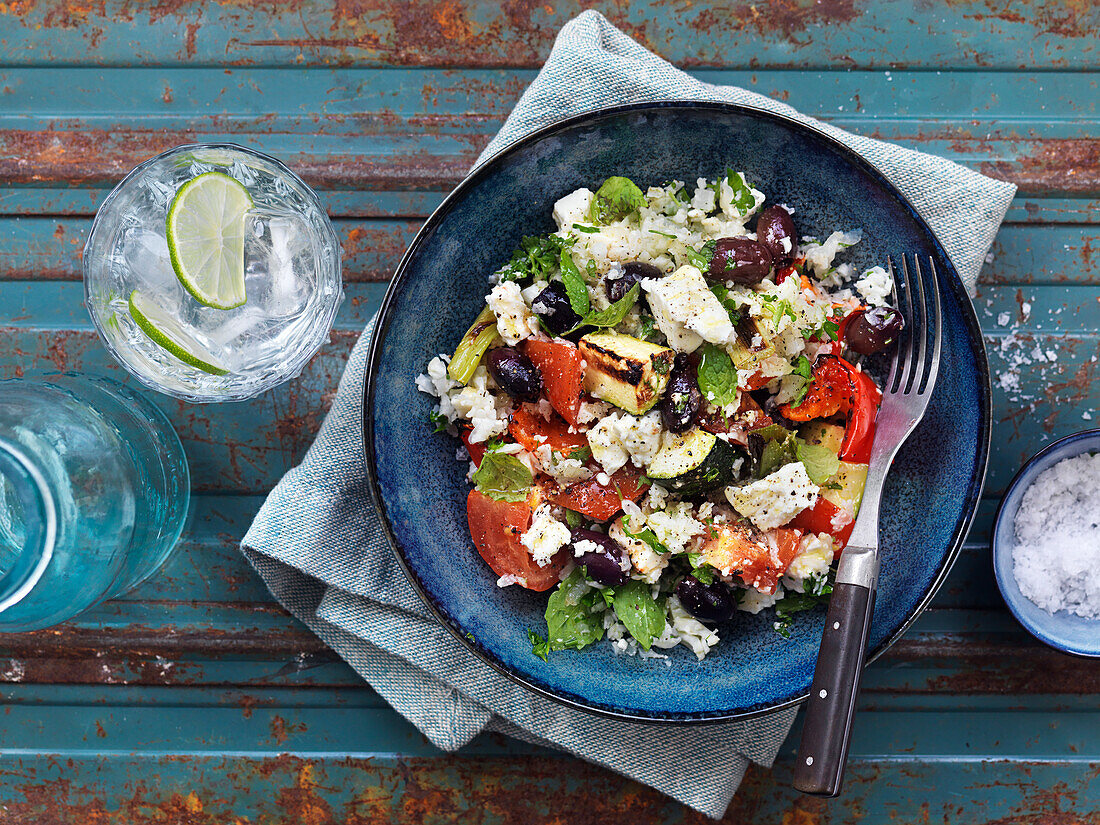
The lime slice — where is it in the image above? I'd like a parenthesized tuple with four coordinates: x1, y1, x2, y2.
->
(167, 171, 252, 310)
(128, 290, 230, 376)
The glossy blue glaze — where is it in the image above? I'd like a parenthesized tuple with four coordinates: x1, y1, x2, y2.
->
(365, 103, 990, 721)
(993, 428, 1100, 658)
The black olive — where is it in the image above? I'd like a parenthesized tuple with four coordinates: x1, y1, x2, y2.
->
(755, 205, 799, 266)
(570, 528, 629, 586)
(676, 576, 736, 623)
(660, 354, 703, 433)
(486, 347, 542, 402)
(846, 306, 905, 355)
(605, 261, 664, 305)
(530, 281, 581, 337)
(707, 237, 773, 284)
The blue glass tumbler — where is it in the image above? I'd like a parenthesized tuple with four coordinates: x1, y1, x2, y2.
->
(0, 373, 189, 631)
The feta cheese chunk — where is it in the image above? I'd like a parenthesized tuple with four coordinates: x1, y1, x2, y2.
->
(610, 519, 668, 584)
(642, 265, 735, 352)
(520, 504, 571, 567)
(854, 265, 894, 307)
(586, 411, 664, 476)
(782, 533, 836, 592)
(726, 462, 819, 531)
(553, 188, 594, 230)
(487, 281, 539, 345)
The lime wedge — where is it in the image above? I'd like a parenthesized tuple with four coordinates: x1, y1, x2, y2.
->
(167, 171, 252, 310)
(128, 290, 230, 376)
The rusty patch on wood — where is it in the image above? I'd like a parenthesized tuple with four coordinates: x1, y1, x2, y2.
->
(878, 635, 1100, 695)
(977, 139, 1100, 197)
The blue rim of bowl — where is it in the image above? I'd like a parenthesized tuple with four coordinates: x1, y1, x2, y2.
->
(362, 100, 992, 723)
(992, 427, 1100, 658)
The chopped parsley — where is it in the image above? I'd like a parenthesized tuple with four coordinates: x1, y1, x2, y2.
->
(528, 629, 551, 661)
(496, 234, 573, 283)
(428, 410, 448, 433)
(686, 239, 717, 271)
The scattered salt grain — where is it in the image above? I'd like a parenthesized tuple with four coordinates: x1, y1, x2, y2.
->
(1013, 452, 1100, 617)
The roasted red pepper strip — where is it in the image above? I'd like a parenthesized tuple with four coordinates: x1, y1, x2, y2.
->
(546, 467, 649, 521)
(778, 355, 881, 463)
(839, 366, 882, 463)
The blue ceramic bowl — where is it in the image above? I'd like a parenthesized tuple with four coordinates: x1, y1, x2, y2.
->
(993, 429, 1100, 657)
(364, 102, 991, 722)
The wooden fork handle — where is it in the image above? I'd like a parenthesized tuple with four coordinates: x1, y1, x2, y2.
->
(792, 581, 875, 797)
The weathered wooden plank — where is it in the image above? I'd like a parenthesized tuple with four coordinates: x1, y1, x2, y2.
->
(0, 737, 1091, 823)
(1, 130, 1095, 197)
(0, 217, 1095, 284)
(2, 68, 1095, 139)
(0, 0, 1095, 69)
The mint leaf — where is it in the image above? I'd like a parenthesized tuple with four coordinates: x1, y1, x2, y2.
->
(471, 452, 532, 502)
(709, 283, 743, 325)
(428, 410, 448, 433)
(590, 176, 645, 224)
(686, 239, 717, 271)
(696, 343, 739, 406)
(559, 246, 590, 316)
(724, 169, 757, 214)
(545, 568, 604, 651)
(757, 430, 798, 478)
(563, 508, 583, 530)
(795, 439, 840, 485)
(528, 629, 551, 661)
(612, 580, 667, 650)
(570, 282, 639, 332)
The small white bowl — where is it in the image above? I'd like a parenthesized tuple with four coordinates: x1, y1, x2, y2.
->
(993, 428, 1100, 657)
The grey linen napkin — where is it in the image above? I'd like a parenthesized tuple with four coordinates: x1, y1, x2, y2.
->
(242, 11, 1016, 819)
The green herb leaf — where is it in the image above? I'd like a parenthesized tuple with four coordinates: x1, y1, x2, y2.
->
(686, 239, 717, 271)
(636, 315, 659, 343)
(599, 587, 617, 607)
(788, 354, 813, 408)
(471, 451, 533, 502)
(565, 445, 592, 462)
(622, 517, 669, 555)
(612, 580, 667, 650)
(559, 246, 590, 317)
(495, 234, 573, 283)
(709, 283, 743, 325)
(563, 508, 583, 530)
(428, 410, 449, 433)
(589, 176, 646, 224)
(572, 223, 600, 234)
(686, 560, 716, 585)
(528, 629, 551, 661)
(649, 229, 677, 239)
(803, 318, 840, 341)
(795, 439, 841, 486)
(696, 343, 740, 407)
(772, 585, 833, 637)
(545, 568, 605, 651)
(723, 169, 757, 215)
(571, 282, 639, 332)
(757, 430, 798, 478)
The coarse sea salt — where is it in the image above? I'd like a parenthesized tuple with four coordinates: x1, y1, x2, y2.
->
(1013, 451, 1100, 617)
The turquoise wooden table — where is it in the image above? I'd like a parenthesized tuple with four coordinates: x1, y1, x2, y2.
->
(1, 2, 1098, 821)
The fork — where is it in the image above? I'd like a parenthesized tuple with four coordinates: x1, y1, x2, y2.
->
(792, 256, 943, 797)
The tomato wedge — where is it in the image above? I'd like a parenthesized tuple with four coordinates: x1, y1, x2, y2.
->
(460, 428, 487, 468)
(466, 490, 566, 591)
(546, 467, 649, 521)
(523, 338, 584, 425)
(508, 406, 588, 455)
(701, 523, 802, 593)
(789, 497, 855, 549)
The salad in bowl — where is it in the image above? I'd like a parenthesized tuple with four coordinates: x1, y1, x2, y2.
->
(417, 171, 903, 662)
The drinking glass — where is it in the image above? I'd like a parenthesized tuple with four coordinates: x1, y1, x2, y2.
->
(0, 373, 190, 631)
(83, 143, 343, 402)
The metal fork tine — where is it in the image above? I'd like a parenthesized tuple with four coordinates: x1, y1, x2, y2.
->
(920, 258, 943, 395)
(911, 257, 929, 395)
(884, 258, 902, 391)
(896, 256, 917, 394)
